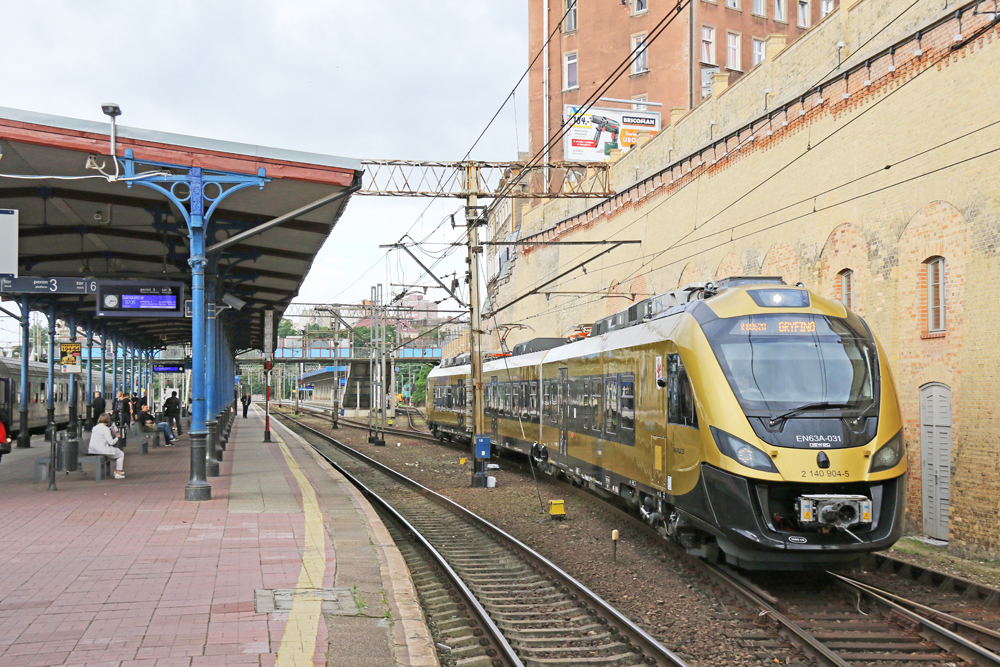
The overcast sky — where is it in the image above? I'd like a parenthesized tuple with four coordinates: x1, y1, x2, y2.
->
(0, 0, 528, 344)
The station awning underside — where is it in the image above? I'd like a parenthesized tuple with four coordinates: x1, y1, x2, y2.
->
(0, 106, 362, 351)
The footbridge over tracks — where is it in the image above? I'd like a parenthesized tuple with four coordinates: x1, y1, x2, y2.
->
(0, 105, 362, 499)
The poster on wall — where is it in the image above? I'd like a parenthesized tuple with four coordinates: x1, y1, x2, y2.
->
(563, 105, 660, 162)
(60, 342, 82, 374)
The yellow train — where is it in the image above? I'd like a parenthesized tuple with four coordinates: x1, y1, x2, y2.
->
(427, 278, 906, 569)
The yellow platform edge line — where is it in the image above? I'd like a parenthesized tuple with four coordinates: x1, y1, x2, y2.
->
(271, 425, 327, 667)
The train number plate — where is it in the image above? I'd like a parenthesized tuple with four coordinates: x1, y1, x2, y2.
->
(801, 469, 850, 479)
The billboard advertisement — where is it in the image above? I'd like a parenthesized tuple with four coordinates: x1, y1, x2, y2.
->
(563, 105, 660, 162)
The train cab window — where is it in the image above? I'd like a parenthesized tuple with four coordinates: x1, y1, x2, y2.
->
(667, 354, 698, 427)
(605, 377, 618, 435)
(621, 376, 635, 431)
(592, 378, 603, 433)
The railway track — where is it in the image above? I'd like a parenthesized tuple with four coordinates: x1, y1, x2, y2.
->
(279, 404, 1000, 666)
(271, 411, 688, 667)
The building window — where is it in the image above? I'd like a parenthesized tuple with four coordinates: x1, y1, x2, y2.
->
(753, 0, 766, 15)
(563, 52, 578, 90)
(701, 26, 716, 64)
(798, 0, 810, 27)
(726, 32, 741, 70)
(564, 0, 577, 32)
(774, 0, 786, 21)
(632, 33, 649, 74)
(632, 94, 648, 111)
(821, 0, 833, 16)
(839, 269, 853, 311)
(926, 257, 946, 332)
(752, 38, 766, 65)
(633, 0, 648, 14)
(726, 0, 740, 8)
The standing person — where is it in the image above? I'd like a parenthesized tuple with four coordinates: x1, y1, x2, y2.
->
(130, 393, 140, 421)
(92, 391, 106, 418)
(89, 413, 125, 479)
(0, 406, 12, 462)
(241, 394, 250, 418)
(111, 391, 121, 425)
(163, 391, 182, 436)
(118, 392, 132, 431)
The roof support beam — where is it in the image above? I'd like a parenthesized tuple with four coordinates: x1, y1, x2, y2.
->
(206, 176, 361, 256)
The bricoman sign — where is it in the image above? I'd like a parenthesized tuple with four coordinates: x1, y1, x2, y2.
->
(563, 105, 661, 162)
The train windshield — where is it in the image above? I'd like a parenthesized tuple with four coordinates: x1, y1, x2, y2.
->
(702, 314, 876, 413)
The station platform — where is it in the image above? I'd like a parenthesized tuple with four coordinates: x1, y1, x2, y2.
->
(0, 408, 436, 667)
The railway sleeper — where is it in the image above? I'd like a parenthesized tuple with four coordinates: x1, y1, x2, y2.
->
(469, 581, 551, 591)
(518, 651, 645, 666)
(515, 641, 634, 658)
(503, 623, 609, 638)
(837, 651, 963, 662)
(483, 601, 579, 613)
(477, 593, 571, 606)
(508, 631, 620, 648)
(494, 613, 593, 625)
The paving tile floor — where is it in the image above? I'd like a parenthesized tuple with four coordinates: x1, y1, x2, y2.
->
(0, 409, 429, 667)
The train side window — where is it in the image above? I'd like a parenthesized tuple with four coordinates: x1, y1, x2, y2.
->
(667, 354, 699, 427)
(621, 376, 635, 431)
(504, 383, 512, 417)
(592, 378, 603, 433)
(605, 376, 618, 435)
(582, 380, 590, 430)
(529, 382, 538, 421)
(445, 385, 452, 409)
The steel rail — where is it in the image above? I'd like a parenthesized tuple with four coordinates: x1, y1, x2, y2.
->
(829, 573, 1000, 664)
(304, 436, 522, 667)
(272, 411, 688, 667)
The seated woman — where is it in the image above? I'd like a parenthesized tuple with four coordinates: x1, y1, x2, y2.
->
(136, 404, 177, 445)
(89, 413, 125, 479)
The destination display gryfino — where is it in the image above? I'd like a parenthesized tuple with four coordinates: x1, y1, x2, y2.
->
(562, 105, 660, 162)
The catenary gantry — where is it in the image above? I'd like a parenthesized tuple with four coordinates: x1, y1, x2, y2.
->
(0, 106, 362, 499)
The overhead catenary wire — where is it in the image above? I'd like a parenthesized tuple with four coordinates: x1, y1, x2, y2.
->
(495, 0, 992, 312)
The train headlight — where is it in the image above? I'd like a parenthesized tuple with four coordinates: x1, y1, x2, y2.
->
(869, 430, 905, 473)
(711, 427, 778, 473)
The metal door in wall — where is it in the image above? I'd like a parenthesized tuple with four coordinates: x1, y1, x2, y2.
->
(920, 383, 952, 541)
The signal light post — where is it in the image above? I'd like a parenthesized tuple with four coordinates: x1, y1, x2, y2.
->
(466, 164, 486, 487)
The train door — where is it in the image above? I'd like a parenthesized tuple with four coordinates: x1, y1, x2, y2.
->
(666, 354, 701, 494)
(490, 377, 498, 439)
(558, 368, 568, 456)
(920, 383, 952, 541)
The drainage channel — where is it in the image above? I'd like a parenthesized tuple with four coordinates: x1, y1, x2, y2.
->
(273, 412, 687, 667)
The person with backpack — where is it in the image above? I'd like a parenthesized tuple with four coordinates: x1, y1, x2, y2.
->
(163, 391, 182, 436)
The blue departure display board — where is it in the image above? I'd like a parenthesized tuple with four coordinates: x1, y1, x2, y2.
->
(96, 280, 185, 318)
(123, 294, 178, 310)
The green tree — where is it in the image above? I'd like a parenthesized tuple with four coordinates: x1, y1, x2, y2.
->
(411, 364, 434, 405)
(277, 318, 297, 336)
(351, 325, 398, 348)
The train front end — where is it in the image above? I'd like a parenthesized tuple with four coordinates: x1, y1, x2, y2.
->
(682, 283, 906, 569)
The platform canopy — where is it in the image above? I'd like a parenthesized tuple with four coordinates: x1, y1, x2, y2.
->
(0, 106, 362, 351)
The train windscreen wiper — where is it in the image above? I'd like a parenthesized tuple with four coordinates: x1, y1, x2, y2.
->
(768, 402, 853, 427)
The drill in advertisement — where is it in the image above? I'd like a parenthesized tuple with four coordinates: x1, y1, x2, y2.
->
(591, 115, 621, 155)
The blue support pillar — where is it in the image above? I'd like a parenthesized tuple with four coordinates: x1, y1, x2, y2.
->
(186, 168, 212, 500)
(100, 328, 107, 400)
(69, 314, 78, 438)
(17, 295, 31, 448)
(205, 276, 220, 477)
(112, 334, 119, 400)
(130, 345, 135, 398)
(45, 303, 56, 443)
(86, 321, 94, 428)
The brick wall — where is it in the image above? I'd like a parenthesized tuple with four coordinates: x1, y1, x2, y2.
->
(491, 0, 1000, 557)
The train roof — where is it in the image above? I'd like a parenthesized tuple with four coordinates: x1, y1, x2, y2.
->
(0, 356, 74, 377)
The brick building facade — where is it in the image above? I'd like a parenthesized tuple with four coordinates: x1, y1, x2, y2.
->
(491, 0, 1000, 557)
(528, 0, 837, 161)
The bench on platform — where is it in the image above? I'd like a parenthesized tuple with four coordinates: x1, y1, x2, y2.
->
(34, 454, 113, 483)
(128, 423, 160, 454)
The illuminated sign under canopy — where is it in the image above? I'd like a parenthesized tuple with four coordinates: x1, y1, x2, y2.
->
(96, 280, 185, 318)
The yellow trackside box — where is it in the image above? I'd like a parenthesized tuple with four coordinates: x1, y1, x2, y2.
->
(549, 499, 566, 519)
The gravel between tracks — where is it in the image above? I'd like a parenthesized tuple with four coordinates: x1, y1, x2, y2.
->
(277, 408, 789, 667)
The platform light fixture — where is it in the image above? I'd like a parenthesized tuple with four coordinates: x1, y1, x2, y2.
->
(101, 103, 122, 182)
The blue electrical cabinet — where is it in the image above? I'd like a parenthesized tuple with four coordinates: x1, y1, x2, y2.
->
(474, 435, 491, 460)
